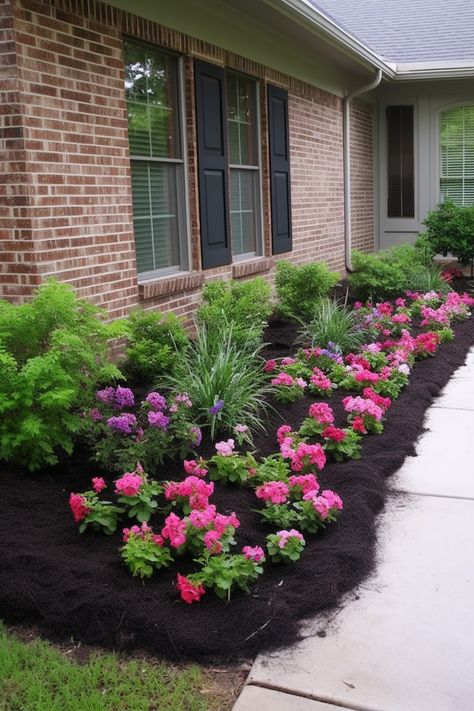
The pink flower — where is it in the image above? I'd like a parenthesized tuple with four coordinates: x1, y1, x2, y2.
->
(321, 425, 346, 442)
(214, 512, 240, 534)
(147, 410, 170, 429)
(271, 372, 294, 386)
(204, 529, 223, 555)
(308, 402, 334, 425)
(235, 423, 249, 434)
(311, 496, 331, 519)
(255, 481, 289, 504)
(354, 301, 363, 309)
(310, 368, 332, 390)
(183, 459, 208, 478)
(145, 392, 167, 411)
(321, 489, 344, 510)
(91, 477, 106, 493)
(215, 439, 235, 457)
(276, 425, 293, 445)
(352, 416, 367, 433)
(395, 297, 406, 307)
(114, 472, 142, 497)
(242, 545, 265, 563)
(295, 377, 307, 388)
(176, 574, 205, 604)
(161, 513, 187, 548)
(288, 443, 326, 472)
(362, 388, 391, 412)
(281, 357, 296, 366)
(264, 359, 277, 373)
(90, 408, 102, 422)
(276, 529, 305, 548)
(289, 473, 320, 495)
(188, 505, 217, 529)
(69, 493, 90, 523)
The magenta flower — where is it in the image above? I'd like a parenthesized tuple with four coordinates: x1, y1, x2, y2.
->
(209, 399, 225, 415)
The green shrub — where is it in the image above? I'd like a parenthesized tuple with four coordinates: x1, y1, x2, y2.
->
(275, 261, 339, 321)
(348, 243, 440, 300)
(0, 279, 122, 471)
(123, 309, 189, 383)
(167, 321, 271, 439)
(297, 298, 366, 353)
(197, 277, 272, 351)
(423, 200, 474, 271)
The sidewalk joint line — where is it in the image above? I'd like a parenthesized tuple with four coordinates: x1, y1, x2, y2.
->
(391, 489, 474, 502)
(246, 681, 382, 711)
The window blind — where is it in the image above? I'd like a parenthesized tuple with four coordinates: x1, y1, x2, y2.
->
(387, 105, 414, 218)
(440, 106, 474, 206)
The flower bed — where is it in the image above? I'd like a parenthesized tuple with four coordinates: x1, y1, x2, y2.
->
(0, 292, 473, 663)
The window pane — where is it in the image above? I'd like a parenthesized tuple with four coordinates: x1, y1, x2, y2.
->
(387, 105, 414, 218)
(131, 161, 181, 274)
(230, 169, 260, 255)
(226, 74, 258, 165)
(440, 106, 474, 206)
(124, 41, 180, 159)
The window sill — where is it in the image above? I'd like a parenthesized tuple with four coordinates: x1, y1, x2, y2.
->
(138, 272, 204, 301)
(232, 257, 274, 279)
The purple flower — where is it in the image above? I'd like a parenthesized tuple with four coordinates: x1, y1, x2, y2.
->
(115, 386, 135, 408)
(97, 387, 116, 405)
(107, 413, 137, 434)
(90, 408, 103, 422)
(145, 392, 167, 412)
(191, 426, 202, 447)
(208, 399, 224, 415)
(147, 411, 170, 430)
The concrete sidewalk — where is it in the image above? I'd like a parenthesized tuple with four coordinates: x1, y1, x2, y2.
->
(233, 348, 474, 711)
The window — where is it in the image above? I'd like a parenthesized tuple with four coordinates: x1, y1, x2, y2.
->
(125, 40, 187, 277)
(440, 105, 474, 206)
(386, 105, 414, 218)
(226, 73, 262, 258)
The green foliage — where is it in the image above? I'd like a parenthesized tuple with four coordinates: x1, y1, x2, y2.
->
(0, 622, 208, 711)
(117, 480, 163, 523)
(197, 277, 272, 351)
(322, 428, 362, 461)
(297, 298, 366, 353)
(266, 532, 305, 563)
(123, 309, 189, 383)
(189, 552, 264, 600)
(167, 322, 272, 438)
(275, 260, 339, 321)
(423, 200, 474, 267)
(0, 279, 122, 471)
(79, 496, 123, 535)
(348, 243, 445, 300)
(254, 454, 291, 484)
(258, 503, 299, 528)
(207, 452, 257, 486)
(121, 533, 173, 579)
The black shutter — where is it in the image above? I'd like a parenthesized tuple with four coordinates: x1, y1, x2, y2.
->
(268, 84, 292, 254)
(194, 60, 231, 269)
(387, 105, 414, 218)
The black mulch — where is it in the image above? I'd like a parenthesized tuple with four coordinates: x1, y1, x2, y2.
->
(0, 317, 473, 663)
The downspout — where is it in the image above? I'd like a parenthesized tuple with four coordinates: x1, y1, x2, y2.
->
(343, 69, 382, 272)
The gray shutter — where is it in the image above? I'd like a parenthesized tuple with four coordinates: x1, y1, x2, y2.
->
(268, 84, 292, 254)
(195, 60, 232, 269)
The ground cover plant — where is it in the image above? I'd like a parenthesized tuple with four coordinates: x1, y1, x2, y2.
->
(0, 623, 215, 711)
(0, 282, 473, 664)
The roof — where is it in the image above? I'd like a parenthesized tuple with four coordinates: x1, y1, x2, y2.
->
(307, 0, 474, 63)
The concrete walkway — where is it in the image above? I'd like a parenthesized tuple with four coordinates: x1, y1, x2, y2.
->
(233, 348, 474, 711)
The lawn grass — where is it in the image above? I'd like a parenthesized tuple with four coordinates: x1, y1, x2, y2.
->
(0, 622, 216, 711)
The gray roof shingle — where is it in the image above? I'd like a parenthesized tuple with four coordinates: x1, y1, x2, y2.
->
(309, 0, 474, 62)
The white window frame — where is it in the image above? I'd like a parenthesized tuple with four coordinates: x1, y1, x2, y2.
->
(125, 41, 191, 281)
(438, 103, 474, 207)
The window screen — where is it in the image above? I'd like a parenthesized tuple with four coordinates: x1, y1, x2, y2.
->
(440, 105, 474, 206)
(387, 105, 414, 218)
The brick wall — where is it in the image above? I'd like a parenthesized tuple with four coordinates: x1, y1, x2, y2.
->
(0, 0, 375, 323)
(350, 97, 375, 254)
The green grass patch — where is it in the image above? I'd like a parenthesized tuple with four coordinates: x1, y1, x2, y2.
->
(0, 623, 211, 711)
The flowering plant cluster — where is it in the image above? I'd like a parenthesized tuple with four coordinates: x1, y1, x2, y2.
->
(206, 439, 258, 486)
(183, 547, 265, 602)
(115, 463, 163, 522)
(86, 387, 201, 473)
(121, 521, 173, 578)
(271, 371, 308, 403)
(69, 478, 123, 535)
(266, 529, 306, 563)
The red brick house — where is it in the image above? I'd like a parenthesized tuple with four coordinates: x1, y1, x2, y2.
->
(2, 0, 473, 321)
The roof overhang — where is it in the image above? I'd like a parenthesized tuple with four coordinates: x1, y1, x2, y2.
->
(265, 0, 396, 79)
(394, 61, 474, 81)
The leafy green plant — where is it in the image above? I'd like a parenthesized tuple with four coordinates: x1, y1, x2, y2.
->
(266, 530, 305, 563)
(188, 551, 265, 600)
(0, 279, 122, 471)
(197, 277, 272, 352)
(123, 309, 189, 383)
(275, 260, 339, 321)
(422, 200, 474, 275)
(207, 451, 258, 486)
(297, 298, 366, 353)
(121, 523, 173, 579)
(167, 322, 272, 439)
